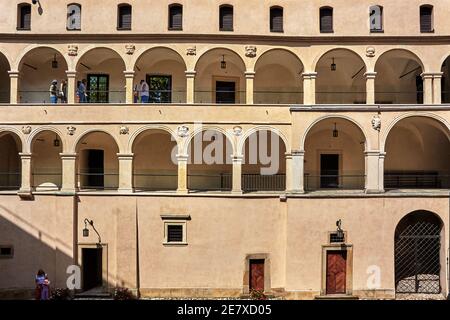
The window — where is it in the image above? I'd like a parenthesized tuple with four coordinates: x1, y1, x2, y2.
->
(161, 214, 190, 245)
(168, 4, 183, 30)
(420, 5, 433, 33)
(320, 7, 333, 33)
(270, 6, 283, 32)
(117, 4, 132, 30)
(17, 3, 31, 30)
(219, 5, 233, 31)
(67, 4, 82, 30)
(329, 232, 346, 244)
(369, 5, 383, 32)
(147, 75, 172, 103)
(0, 246, 14, 259)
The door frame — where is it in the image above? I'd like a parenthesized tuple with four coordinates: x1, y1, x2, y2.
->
(242, 253, 271, 295)
(321, 244, 353, 296)
(317, 150, 342, 188)
(77, 243, 109, 292)
(212, 76, 240, 104)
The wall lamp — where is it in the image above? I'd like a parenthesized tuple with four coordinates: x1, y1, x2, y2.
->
(83, 218, 102, 244)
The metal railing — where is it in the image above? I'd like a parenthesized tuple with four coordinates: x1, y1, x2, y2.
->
(315, 91, 367, 104)
(374, 91, 424, 104)
(0, 172, 21, 191)
(253, 91, 303, 104)
(77, 171, 119, 190)
(188, 173, 232, 191)
(304, 172, 365, 191)
(194, 90, 247, 104)
(17, 90, 127, 104)
(385, 172, 450, 189)
(242, 174, 286, 192)
(133, 172, 178, 191)
(133, 90, 187, 103)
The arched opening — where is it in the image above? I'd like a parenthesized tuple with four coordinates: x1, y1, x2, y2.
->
(395, 210, 444, 294)
(242, 130, 286, 192)
(195, 48, 246, 104)
(440, 56, 450, 103)
(315, 49, 366, 104)
(254, 50, 303, 104)
(75, 132, 119, 190)
(76, 48, 126, 103)
(0, 52, 10, 103)
(187, 130, 233, 192)
(31, 130, 63, 191)
(304, 118, 366, 191)
(134, 48, 187, 103)
(384, 117, 450, 189)
(18, 47, 68, 104)
(132, 130, 178, 191)
(375, 49, 424, 104)
(0, 132, 21, 190)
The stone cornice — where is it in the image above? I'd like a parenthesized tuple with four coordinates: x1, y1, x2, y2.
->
(2, 33, 450, 45)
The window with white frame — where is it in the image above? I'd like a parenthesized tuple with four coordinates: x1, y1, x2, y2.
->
(161, 214, 190, 245)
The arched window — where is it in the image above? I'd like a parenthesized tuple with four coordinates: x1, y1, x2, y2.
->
(168, 4, 183, 30)
(117, 4, 132, 30)
(270, 6, 283, 33)
(420, 5, 433, 33)
(67, 3, 82, 31)
(369, 5, 383, 32)
(320, 6, 333, 33)
(17, 3, 31, 30)
(219, 5, 233, 31)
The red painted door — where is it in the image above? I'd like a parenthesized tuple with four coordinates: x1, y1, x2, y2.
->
(326, 251, 347, 295)
(249, 259, 265, 291)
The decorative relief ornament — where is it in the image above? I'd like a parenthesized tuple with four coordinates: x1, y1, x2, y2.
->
(68, 45, 78, 56)
(371, 115, 381, 131)
(22, 126, 32, 134)
(119, 126, 130, 135)
(245, 46, 257, 58)
(186, 46, 196, 56)
(67, 126, 76, 136)
(125, 44, 136, 55)
(177, 125, 189, 137)
(366, 47, 376, 58)
(232, 126, 243, 136)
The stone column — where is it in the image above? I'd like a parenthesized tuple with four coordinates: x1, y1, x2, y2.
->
(421, 72, 434, 104)
(291, 150, 305, 193)
(177, 154, 189, 193)
(8, 71, 19, 104)
(364, 151, 383, 193)
(124, 71, 135, 104)
(364, 72, 377, 105)
(66, 71, 77, 104)
(232, 156, 243, 194)
(117, 153, 134, 192)
(302, 72, 317, 105)
(18, 152, 32, 194)
(432, 72, 443, 104)
(60, 153, 77, 193)
(185, 71, 196, 104)
(245, 71, 255, 104)
(285, 152, 293, 192)
(378, 152, 386, 193)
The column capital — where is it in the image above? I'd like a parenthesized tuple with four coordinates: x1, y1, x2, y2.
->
(117, 153, 134, 160)
(379, 152, 387, 159)
(364, 150, 381, 156)
(123, 70, 135, 78)
(60, 153, 77, 160)
(176, 154, 189, 161)
(431, 72, 444, 79)
(66, 70, 77, 78)
(19, 152, 32, 159)
(364, 71, 377, 79)
(421, 72, 435, 80)
(244, 71, 255, 79)
(8, 70, 19, 78)
(291, 150, 305, 156)
(232, 155, 244, 162)
(302, 72, 318, 80)
(185, 70, 196, 78)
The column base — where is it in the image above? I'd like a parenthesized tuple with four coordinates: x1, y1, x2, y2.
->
(118, 188, 133, 194)
(17, 189, 33, 200)
(364, 188, 385, 194)
(59, 188, 77, 195)
(231, 190, 243, 195)
(287, 189, 305, 194)
(176, 189, 189, 194)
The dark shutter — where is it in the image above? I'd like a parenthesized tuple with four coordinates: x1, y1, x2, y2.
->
(320, 7, 333, 33)
(420, 6, 433, 32)
(19, 5, 31, 30)
(167, 225, 183, 242)
(169, 5, 183, 30)
(270, 7, 283, 32)
(220, 6, 233, 31)
(118, 5, 132, 30)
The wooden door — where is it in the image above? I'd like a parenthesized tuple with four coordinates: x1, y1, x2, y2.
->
(249, 259, 265, 291)
(326, 251, 347, 295)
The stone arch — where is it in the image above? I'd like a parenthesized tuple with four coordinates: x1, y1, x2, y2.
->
(0, 51, 11, 103)
(0, 129, 22, 190)
(128, 125, 178, 154)
(15, 45, 69, 71)
(72, 129, 122, 154)
(27, 126, 65, 154)
(132, 46, 187, 71)
(238, 125, 289, 157)
(183, 126, 235, 156)
(194, 47, 246, 71)
(312, 48, 367, 73)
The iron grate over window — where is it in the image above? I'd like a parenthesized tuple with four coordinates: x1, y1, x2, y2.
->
(167, 225, 183, 243)
(329, 232, 345, 244)
(395, 215, 442, 294)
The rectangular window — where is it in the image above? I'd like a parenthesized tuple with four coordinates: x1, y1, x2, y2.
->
(329, 232, 346, 244)
(17, 4, 31, 30)
(320, 7, 333, 33)
(370, 5, 383, 32)
(147, 75, 172, 103)
(118, 5, 132, 30)
(220, 6, 233, 31)
(0, 246, 14, 259)
(67, 4, 82, 30)
(161, 214, 190, 245)
(167, 225, 183, 242)
(420, 6, 433, 33)
(169, 5, 183, 30)
(270, 7, 283, 32)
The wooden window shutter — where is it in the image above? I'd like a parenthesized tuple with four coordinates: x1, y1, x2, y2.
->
(270, 7, 283, 32)
(118, 5, 132, 30)
(420, 6, 433, 32)
(320, 7, 333, 33)
(169, 5, 183, 30)
(19, 4, 31, 30)
(220, 6, 233, 31)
